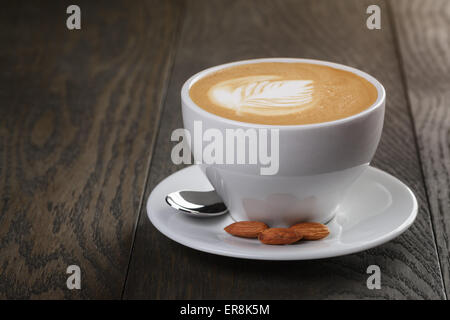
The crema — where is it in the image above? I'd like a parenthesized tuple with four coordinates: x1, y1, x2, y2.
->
(189, 62, 378, 125)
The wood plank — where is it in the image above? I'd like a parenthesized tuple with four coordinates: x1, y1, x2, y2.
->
(0, 0, 182, 298)
(123, 0, 445, 299)
(389, 0, 450, 297)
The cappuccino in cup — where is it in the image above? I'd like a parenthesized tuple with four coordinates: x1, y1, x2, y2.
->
(189, 62, 378, 125)
(182, 58, 385, 226)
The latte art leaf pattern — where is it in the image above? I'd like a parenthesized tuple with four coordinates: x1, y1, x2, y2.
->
(209, 76, 314, 113)
(236, 80, 314, 108)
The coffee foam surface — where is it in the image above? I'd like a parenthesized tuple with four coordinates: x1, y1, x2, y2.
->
(189, 62, 378, 125)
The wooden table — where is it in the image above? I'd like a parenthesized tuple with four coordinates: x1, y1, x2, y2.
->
(0, 0, 448, 299)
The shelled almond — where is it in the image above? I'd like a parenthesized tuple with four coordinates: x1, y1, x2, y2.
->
(224, 221, 268, 238)
(258, 228, 303, 245)
(290, 222, 330, 240)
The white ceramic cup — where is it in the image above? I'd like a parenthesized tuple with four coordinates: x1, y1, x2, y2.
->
(181, 58, 385, 227)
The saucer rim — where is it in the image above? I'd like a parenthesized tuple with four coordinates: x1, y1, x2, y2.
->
(147, 166, 418, 260)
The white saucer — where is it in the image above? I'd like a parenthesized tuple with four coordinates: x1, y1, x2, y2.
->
(147, 166, 417, 260)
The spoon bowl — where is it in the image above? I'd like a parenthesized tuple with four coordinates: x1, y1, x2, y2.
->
(165, 190, 228, 217)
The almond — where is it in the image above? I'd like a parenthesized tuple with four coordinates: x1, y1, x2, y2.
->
(224, 221, 268, 238)
(258, 228, 303, 245)
(290, 222, 329, 240)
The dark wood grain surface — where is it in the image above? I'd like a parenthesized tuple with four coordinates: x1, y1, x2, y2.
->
(0, 0, 182, 298)
(390, 0, 450, 297)
(122, 0, 445, 299)
(0, 0, 448, 299)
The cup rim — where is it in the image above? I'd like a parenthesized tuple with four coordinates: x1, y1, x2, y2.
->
(181, 58, 386, 129)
